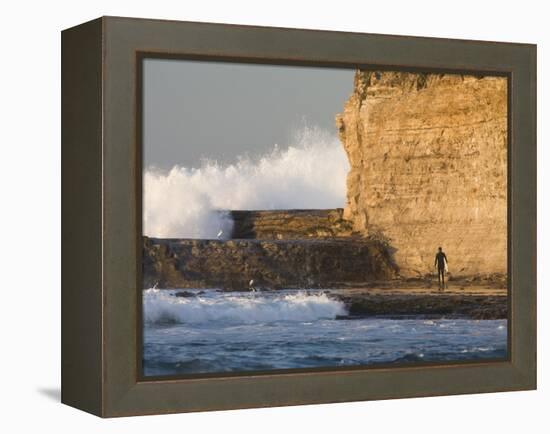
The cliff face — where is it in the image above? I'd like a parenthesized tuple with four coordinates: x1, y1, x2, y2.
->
(143, 234, 396, 289)
(336, 71, 507, 276)
(230, 208, 354, 239)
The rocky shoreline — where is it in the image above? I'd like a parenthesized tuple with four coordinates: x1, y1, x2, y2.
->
(330, 288, 507, 320)
(332, 275, 508, 320)
(167, 278, 507, 320)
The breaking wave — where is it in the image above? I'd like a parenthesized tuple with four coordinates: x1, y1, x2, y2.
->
(143, 126, 349, 238)
(143, 289, 347, 325)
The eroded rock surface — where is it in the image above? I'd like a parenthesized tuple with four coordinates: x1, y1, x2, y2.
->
(143, 235, 396, 289)
(335, 291, 507, 320)
(230, 208, 354, 239)
(336, 71, 507, 276)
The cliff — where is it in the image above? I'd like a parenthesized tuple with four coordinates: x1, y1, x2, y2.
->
(336, 71, 507, 276)
(143, 234, 396, 289)
(229, 208, 354, 239)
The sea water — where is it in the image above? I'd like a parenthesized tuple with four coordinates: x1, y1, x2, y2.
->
(142, 288, 507, 377)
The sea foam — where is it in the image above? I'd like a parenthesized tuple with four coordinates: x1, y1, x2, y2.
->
(143, 289, 347, 325)
(143, 126, 349, 239)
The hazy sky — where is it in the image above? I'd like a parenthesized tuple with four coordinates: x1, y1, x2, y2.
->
(143, 58, 355, 170)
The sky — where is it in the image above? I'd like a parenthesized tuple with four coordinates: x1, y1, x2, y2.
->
(142, 58, 355, 170)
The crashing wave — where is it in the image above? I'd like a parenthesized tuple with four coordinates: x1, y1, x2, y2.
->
(143, 126, 349, 239)
(143, 289, 347, 325)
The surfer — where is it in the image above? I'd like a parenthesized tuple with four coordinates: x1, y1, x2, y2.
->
(434, 247, 448, 291)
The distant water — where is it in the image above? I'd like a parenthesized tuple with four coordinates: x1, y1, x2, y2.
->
(142, 289, 507, 377)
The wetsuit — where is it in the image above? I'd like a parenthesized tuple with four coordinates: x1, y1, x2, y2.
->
(434, 251, 448, 289)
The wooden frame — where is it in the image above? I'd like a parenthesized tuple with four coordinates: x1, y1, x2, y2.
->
(62, 16, 537, 417)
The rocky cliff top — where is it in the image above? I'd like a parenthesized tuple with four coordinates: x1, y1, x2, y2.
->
(229, 208, 355, 240)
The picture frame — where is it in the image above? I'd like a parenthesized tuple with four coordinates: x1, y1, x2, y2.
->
(61, 16, 536, 417)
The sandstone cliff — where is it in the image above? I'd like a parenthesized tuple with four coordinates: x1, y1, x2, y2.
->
(336, 71, 507, 277)
(230, 208, 354, 239)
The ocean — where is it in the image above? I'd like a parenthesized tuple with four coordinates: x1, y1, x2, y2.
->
(142, 288, 507, 377)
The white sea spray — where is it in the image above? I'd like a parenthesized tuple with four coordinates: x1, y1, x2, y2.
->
(143, 126, 349, 238)
(142, 289, 347, 325)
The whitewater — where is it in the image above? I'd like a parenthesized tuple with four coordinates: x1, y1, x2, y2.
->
(142, 289, 508, 376)
(143, 126, 349, 239)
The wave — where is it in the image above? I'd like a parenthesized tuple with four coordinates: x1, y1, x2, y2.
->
(143, 289, 347, 325)
(143, 126, 349, 238)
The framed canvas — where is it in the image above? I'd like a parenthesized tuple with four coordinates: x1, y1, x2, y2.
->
(61, 16, 536, 417)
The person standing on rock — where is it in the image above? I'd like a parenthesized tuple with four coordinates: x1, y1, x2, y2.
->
(434, 247, 448, 290)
